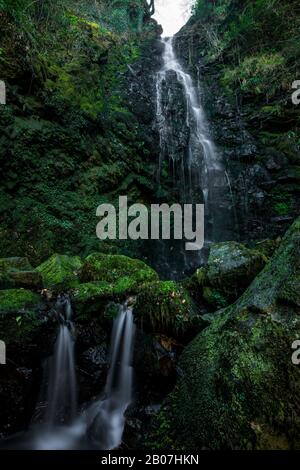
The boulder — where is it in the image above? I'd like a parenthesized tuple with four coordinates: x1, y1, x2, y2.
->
(0, 257, 42, 290)
(0, 289, 45, 348)
(134, 280, 202, 338)
(36, 254, 82, 291)
(79, 252, 158, 285)
(72, 253, 158, 318)
(149, 218, 300, 450)
(206, 241, 267, 298)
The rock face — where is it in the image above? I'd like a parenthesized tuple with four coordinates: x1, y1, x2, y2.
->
(149, 218, 300, 450)
(174, 16, 300, 243)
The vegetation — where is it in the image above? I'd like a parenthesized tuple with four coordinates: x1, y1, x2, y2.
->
(0, 0, 158, 264)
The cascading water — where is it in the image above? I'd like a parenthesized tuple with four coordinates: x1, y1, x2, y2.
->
(87, 303, 135, 450)
(46, 295, 77, 427)
(33, 295, 82, 450)
(154, 37, 234, 277)
(29, 300, 135, 450)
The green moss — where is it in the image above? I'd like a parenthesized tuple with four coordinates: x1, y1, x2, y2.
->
(80, 252, 158, 285)
(203, 286, 229, 309)
(36, 254, 82, 291)
(0, 288, 43, 345)
(207, 241, 267, 298)
(134, 281, 196, 336)
(73, 253, 158, 318)
(0, 288, 40, 314)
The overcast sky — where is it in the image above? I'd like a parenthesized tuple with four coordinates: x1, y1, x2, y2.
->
(153, 0, 195, 37)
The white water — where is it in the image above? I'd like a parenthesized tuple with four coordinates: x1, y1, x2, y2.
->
(87, 303, 135, 450)
(156, 37, 223, 201)
(33, 295, 79, 449)
(31, 301, 135, 450)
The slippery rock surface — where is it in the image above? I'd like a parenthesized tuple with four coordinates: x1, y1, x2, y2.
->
(149, 218, 300, 450)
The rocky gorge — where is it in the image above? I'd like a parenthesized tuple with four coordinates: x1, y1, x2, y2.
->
(0, 0, 299, 451)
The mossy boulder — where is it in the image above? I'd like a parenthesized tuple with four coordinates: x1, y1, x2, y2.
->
(36, 254, 82, 291)
(149, 218, 300, 450)
(0, 257, 42, 289)
(0, 289, 45, 347)
(73, 253, 158, 318)
(134, 281, 201, 337)
(80, 253, 158, 285)
(206, 241, 267, 298)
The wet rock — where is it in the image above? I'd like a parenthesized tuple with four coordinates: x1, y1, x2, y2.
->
(206, 241, 267, 298)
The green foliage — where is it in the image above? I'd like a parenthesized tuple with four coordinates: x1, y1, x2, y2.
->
(0, 1, 157, 263)
(222, 53, 285, 98)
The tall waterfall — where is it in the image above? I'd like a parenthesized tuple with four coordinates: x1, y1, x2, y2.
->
(155, 37, 233, 277)
(87, 303, 135, 450)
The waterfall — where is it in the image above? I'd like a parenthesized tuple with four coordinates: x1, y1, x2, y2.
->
(155, 37, 233, 277)
(32, 295, 82, 450)
(87, 303, 135, 450)
(46, 295, 77, 427)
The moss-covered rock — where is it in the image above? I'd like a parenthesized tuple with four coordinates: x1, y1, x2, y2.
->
(0, 288, 44, 346)
(0, 257, 32, 272)
(148, 218, 300, 450)
(36, 254, 82, 291)
(73, 253, 158, 318)
(207, 241, 267, 298)
(0, 257, 43, 290)
(134, 281, 200, 337)
(80, 252, 158, 285)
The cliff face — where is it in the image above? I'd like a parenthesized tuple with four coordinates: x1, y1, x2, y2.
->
(0, 1, 161, 265)
(174, 0, 300, 242)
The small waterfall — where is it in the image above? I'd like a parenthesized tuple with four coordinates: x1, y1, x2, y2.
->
(33, 294, 81, 450)
(87, 303, 135, 450)
(154, 37, 234, 277)
(46, 295, 77, 427)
